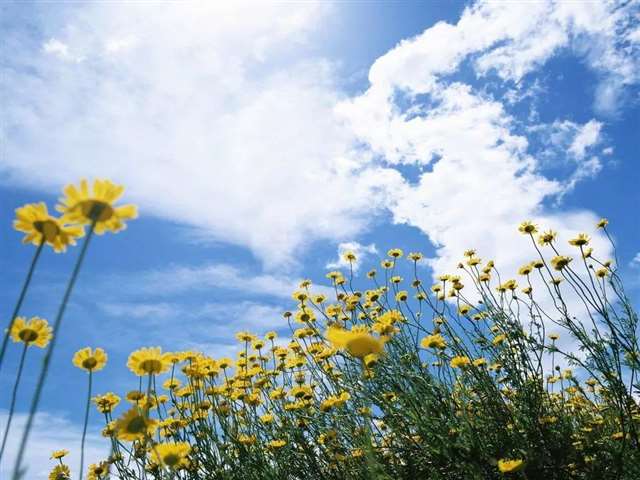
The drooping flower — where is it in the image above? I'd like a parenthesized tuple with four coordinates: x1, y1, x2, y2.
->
(72, 347, 107, 372)
(14, 203, 84, 252)
(149, 442, 191, 469)
(10, 316, 52, 348)
(127, 347, 170, 376)
(56, 179, 137, 234)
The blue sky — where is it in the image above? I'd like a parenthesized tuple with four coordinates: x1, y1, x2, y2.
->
(1, 1, 639, 477)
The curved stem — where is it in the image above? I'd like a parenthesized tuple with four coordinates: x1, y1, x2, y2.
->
(79, 370, 93, 480)
(0, 241, 44, 373)
(12, 221, 97, 480)
(0, 343, 29, 460)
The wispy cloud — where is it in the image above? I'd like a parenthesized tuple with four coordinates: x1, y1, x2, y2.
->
(0, 411, 107, 480)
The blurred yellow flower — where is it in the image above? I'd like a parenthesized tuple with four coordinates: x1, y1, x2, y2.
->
(149, 442, 191, 469)
(56, 179, 137, 234)
(326, 326, 385, 359)
(10, 316, 52, 348)
(50, 449, 69, 460)
(518, 221, 538, 234)
(48, 464, 71, 480)
(568, 233, 590, 247)
(14, 202, 84, 252)
(497, 458, 525, 473)
(114, 407, 158, 441)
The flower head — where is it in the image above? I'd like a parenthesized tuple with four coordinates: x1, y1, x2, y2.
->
(518, 221, 538, 235)
(550, 255, 572, 271)
(87, 461, 109, 480)
(497, 458, 525, 473)
(568, 233, 590, 247)
(72, 347, 107, 372)
(50, 449, 69, 460)
(93, 392, 121, 413)
(48, 464, 71, 480)
(326, 326, 385, 359)
(56, 179, 137, 234)
(14, 203, 84, 252)
(421, 334, 447, 350)
(596, 218, 608, 229)
(114, 407, 158, 441)
(10, 316, 52, 348)
(149, 442, 191, 469)
(450, 356, 471, 369)
(127, 347, 170, 376)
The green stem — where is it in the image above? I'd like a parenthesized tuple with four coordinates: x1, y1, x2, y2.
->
(79, 370, 93, 480)
(0, 343, 29, 460)
(0, 240, 44, 373)
(12, 221, 97, 480)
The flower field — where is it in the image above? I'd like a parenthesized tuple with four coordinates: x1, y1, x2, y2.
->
(1, 180, 639, 480)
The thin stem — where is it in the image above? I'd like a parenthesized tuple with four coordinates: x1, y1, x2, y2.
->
(79, 370, 93, 480)
(12, 221, 97, 480)
(0, 343, 29, 460)
(0, 241, 44, 373)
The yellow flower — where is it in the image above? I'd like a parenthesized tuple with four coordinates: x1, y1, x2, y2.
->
(149, 442, 191, 469)
(48, 464, 71, 480)
(343, 251, 357, 262)
(421, 334, 447, 350)
(537, 230, 557, 246)
(518, 263, 533, 276)
(596, 218, 608, 229)
(10, 316, 52, 348)
(127, 347, 170, 376)
(595, 268, 609, 278)
(14, 203, 84, 252)
(56, 179, 137, 234)
(87, 461, 109, 480)
(269, 439, 287, 449)
(114, 407, 158, 441)
(518, 221, 538, 235)
(550, 255, 572, 271)
(92, 392, 120, 413)
(326, 326, 385, 359)
(473, 358, 487, 367)
(497, 458, 525, 473)
(492, 334, 507, 346)
(568, 233, 590, 247)
(72, 347, 107, 372)
(50, 449, 69, 460)
(387, 248, 403, 258)
(450, 356, 471, 369)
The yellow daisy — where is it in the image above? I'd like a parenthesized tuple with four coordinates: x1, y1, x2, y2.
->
(48, 464, 71, 480)
(149, 441, 191, 469)
(326, 326, 385, 359)
(127, 347, 170, 376)
(87, 461, 109, 480)
(56, 179, 137, 234)
(10, 316, 52, 348)
(92, 392, 120, 413)
(14, 203, 84, 252)
(72, 347, 107, 372)
(114, 407, 158, 441)
(50, 449, 69, 460)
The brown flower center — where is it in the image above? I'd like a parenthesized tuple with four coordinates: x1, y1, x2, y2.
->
(18, 328, 38, 343)
(82, 358, 98, 370)
(78, 200, 114, 222)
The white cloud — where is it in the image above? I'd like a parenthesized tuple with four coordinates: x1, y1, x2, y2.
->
(0, 411, 107, 480)
(631, 252, 640, 268)
(326, 241, 378, 272)
(568, 120, 602, 160)
(1, 1, 402, 269)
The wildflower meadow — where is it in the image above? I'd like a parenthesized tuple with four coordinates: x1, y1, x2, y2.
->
(1, 179, 638, 480)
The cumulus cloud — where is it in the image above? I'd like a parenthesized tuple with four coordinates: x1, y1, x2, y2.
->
(0, 1, 401, 268)
(326, 241, 378, 272)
